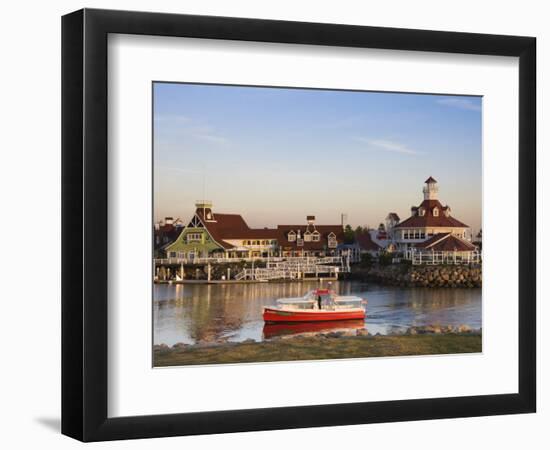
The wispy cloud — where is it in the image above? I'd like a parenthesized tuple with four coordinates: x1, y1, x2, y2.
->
(185, 125, 228, 145)
(155, 115, 229, 145)
(436, 97, 481, 112)
(354, 137, 421, 156)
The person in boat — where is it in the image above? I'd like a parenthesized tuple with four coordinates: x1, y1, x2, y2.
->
(317, 294, 322, 310)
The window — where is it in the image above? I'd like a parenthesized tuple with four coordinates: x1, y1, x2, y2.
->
(288, 231, 296, 242)
(433, 208, 439, 217)
(186, 232, 202, 243)
(297, 238, 304, 247)
(419, 208, 425, 216)
(187, 215, 203, 228)
(312, 231, 320, 242)
(420, 232, 426, 239)
(304, 231, 312, 242)
(328, 232, 337, 248)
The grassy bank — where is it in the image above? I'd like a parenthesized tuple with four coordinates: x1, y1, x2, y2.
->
(154, 334, 481, 367)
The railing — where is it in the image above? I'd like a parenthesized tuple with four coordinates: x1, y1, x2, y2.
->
(235, 266, 342, 281)
(155, 256, 346, 266)
(234, 256, 348, 281)
(155, 255, 351, 281)
(407, 250, 481, 266)
(155, 256, 285, 265)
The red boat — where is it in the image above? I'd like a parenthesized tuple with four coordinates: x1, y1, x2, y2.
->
(263, 288, 366, 323)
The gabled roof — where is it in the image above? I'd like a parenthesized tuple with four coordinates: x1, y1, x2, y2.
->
(395, 200, 469, 229)
(175, 207, 344, 251)
(415, 233, 477, 251)
(356, 233, 381, 251)
(277, 225, 343, 250)
(425, 176, 437, 183)
(194, 210, 279, 247)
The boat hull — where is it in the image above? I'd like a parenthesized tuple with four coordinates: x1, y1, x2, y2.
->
(263, 307, 365, 323)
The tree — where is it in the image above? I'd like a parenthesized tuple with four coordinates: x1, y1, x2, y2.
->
(343, 224, 355, 244)
(355, 225, 364, 236)
(360, 253, 373, 268)
(378, 251, 393, 266)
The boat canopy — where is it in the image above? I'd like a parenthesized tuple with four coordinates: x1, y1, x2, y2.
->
(276, 297, 315, 304)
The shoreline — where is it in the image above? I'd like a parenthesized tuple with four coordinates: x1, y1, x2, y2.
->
(154, 326, 482, 367)
(155, 277, 338, 285)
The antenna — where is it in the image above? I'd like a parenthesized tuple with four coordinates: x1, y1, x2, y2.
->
(341, 213, 347, 229)
(202, 165, 206, 219)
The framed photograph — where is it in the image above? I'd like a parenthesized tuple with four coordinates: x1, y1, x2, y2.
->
(62, 8, 536, 441)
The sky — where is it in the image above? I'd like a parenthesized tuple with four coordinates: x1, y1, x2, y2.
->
(153, 83, 482, 233)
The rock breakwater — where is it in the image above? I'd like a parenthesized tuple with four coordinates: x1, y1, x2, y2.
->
(353, 264, 481, 288)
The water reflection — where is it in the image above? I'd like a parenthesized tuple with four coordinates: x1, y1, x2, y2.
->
(153, 280, 481, 346)
(263, 320, 365, 340)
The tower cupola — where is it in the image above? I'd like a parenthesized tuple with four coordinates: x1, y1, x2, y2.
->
(423, 176, 439, 200)
(195, 200, 215, 221)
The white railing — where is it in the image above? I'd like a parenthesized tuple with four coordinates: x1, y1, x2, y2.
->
(155, 256, 285, 265)
(233, 256, 348, 281)
(154, 255, 346, 266)
(155, 255, 350, 281)
(407, 250, 481, 266)
(235, 265, 342, 281)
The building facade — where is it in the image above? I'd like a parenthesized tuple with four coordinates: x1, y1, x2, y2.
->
(163, 202, 344, 259)
(391, 177, 471, 251)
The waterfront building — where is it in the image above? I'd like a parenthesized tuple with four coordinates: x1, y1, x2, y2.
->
(154, 217, 184, 254)
(276, 215, 343, 257)
(410, 232, 480, 265)
(355, 232, 382, 256)
(392, 177, 471, 252)
(163, 202, 343, 259)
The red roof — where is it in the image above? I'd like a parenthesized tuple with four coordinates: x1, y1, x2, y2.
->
(395, 200, 468, 229)
(356, 233, 381, 251)
(193, 209, 342, 250)
(194, 210, 278, 248)
(415, 233, 477, 252)
(276, 225, 343, 251)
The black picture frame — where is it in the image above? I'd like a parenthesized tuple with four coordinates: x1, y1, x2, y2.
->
(62, 8, 536, 442)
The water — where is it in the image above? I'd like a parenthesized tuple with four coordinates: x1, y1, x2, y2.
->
(153, 280, 481, 345)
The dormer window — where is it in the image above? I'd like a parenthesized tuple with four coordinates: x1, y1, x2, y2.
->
(288, 231, 296, 242)
(312, 231, 320, 242)
(304, 231, 312, 242)
(419, 208, 425, 217)
(444, 208, 451, 217)
(433, 207, 439, 217)
(328, 232, 337, 248)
